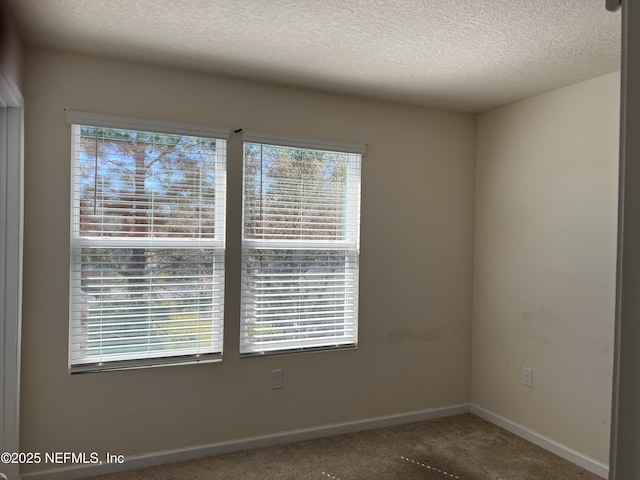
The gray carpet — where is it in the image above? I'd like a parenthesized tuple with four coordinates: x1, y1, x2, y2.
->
(90, 414, 602, 480)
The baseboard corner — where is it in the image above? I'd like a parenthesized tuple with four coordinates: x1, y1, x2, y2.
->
(470, 404, 609, 479)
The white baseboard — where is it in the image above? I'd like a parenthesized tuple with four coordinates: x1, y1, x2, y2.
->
(470, 404, 609, 479)
(19, 404, 609, 480)
(20, 403, 470, 480)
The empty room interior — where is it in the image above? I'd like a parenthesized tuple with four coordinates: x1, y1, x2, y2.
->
(0, 1, 628, 479)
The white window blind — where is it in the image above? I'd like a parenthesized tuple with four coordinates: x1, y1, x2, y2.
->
(68, 112, 228, 372)
(240, 132, 363, 355)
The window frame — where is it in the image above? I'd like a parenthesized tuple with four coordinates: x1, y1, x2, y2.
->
(67, 111, 229, 373)
(239, 131, 365, 357)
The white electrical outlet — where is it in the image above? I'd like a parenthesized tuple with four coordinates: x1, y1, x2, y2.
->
(522, 367, 533, 387)
(271, 369, 283, 389)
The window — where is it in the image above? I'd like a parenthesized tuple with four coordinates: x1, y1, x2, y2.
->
(68, 112, 228, 372)
(240, 132, 364, 355)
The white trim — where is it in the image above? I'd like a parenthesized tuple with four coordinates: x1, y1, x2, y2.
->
(470, 404, 609, 479)
(19, 403, 608, 480)
(20, 404, 470, 480)
(0, 102, 23, 480)
(66, 110, 230, 140)
(242, 130, 367, 154)
(0, 61, 24, 480)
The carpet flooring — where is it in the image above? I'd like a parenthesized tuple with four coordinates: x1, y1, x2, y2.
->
(89, 414, 602, 480)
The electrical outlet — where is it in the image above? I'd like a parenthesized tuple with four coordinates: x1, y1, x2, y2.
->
(271, 369, 283, 389)
(522, 367, 533, 387)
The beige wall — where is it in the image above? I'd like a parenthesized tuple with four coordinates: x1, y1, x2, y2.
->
(472, 72, 620, 463)
(21, 48, 475, 472)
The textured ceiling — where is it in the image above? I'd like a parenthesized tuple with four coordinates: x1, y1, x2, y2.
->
(10, 0, 621, 112)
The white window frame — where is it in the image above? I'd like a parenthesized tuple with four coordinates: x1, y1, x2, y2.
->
(240, 131, 365, 356)
(67, 111, 229, 372)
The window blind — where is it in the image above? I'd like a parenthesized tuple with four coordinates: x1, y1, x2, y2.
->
(68, 113, 228, 372)
(240, 134, 363, 355)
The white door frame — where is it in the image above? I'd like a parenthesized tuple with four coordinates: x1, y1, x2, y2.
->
(609, 0, 640, 479)
(0, 66, 24, 480)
